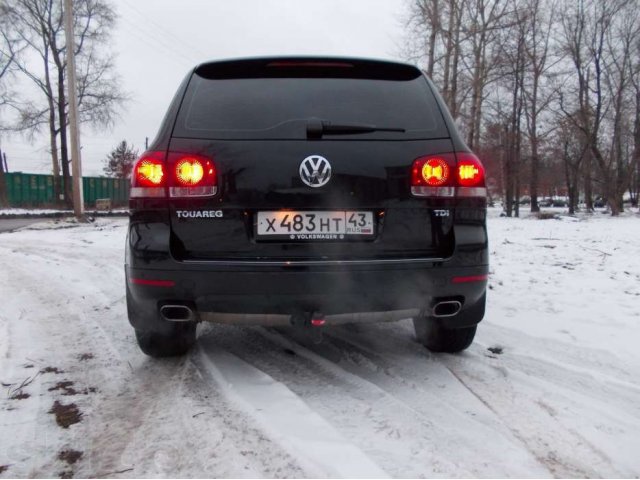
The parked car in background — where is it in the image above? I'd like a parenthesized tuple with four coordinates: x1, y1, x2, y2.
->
(125, 57, 489, 357)
(594, 197, 607, 208)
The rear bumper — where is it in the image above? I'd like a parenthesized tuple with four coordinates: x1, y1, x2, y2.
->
(126, 262, 488, 331)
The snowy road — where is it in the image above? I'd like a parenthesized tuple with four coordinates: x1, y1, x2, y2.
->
(0, 212, 639, 478)
(0, 219, 42, 233)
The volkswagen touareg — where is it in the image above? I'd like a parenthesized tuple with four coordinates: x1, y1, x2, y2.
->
(125, 57, 488, 357)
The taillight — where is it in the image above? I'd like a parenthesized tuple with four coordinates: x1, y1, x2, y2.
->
(410, 152, 486, 198)
(411, 154, 456, 197)
(131, 151, 166, 198)
(168, 153, 217, 197)
(455, 152, 486, 197)
(130, 151, 218, 199)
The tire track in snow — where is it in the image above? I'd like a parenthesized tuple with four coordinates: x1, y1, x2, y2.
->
(304, 324, 633, 476)
(113, 353, 307, 478)
(197, 324, 545, 477)
(196, 344, 388, 478)
(259, 326, 552, 477)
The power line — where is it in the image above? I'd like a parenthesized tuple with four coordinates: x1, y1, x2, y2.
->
(117, 13, 199, 69)
(120, 0, 209, 60)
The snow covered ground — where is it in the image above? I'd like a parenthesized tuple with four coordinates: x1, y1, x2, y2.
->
(0, 210, 639, 478)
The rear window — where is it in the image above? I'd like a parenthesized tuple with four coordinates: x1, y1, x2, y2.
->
(173, 67, 448, 140)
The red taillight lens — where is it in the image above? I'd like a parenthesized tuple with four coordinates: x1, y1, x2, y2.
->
(131, 151, 166, 198)
(411, 154, 456, 197)
(168, 153, 217, 197)
(410, 152, 486, 198)
(456, 152, 486, 198)
(175, 158, 207, 186)
(456, 153, 485, 187)
(421, 158, 450, 186)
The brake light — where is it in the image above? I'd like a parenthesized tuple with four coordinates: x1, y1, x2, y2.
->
(421, 158, 450, 186)
(131, 151, 166, 198)
(267, 61, 354, 68)
(168, 153, 217, 197)
(411, 154, 456, 197)
(410, 152, 486, 198)
(176, 158, 206, 185)
(456, 152, 487, 197)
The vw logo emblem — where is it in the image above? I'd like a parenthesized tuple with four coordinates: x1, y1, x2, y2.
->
(299, 155, 332, 188)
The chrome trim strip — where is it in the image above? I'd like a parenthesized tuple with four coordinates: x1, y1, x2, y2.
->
(182, 257, 447, 266)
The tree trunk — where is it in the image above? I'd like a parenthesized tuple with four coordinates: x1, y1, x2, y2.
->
(583, 150, 593, 211)
(449, 2, 462, 117)
(53, 51, 72, 208)
(0, 147, 8, 208)
(58, 77, 72, 208)
(530, 142, 539, 212)
(591, 146, 618, 215)
(442, 0, 454, 104)
(43, 54, 62, 204)
(633, 88, 640, 207)
(529, 76, 540, 213)
(504, 124, 514, 217)
(563, 140, 575, 215)
(426, 0, 439, 78)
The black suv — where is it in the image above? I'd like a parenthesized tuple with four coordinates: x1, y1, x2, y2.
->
(125, 57, 488, 357)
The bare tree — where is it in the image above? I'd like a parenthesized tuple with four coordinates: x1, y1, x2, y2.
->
(463, 0, 511, 149)
(0, 2, 24, 207)
(631, 36, 640, 207)
(559, 0, 633, 215)
(521, 0, 557, 212)
(604, 4, 640, 212)
(403, 0, 640, 215)
(4, 0, 126, 206)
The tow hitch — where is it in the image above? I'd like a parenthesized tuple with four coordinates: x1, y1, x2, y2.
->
(290, 311, 325, 343)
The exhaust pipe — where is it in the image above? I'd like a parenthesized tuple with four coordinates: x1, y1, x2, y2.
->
(432, 300, 462, 318)
(160, 305, 195, 322)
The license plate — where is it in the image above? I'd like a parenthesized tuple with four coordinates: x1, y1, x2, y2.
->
(256, 211, 374, 240)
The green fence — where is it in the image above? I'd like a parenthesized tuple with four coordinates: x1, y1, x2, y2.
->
(4, 172, 130, 207)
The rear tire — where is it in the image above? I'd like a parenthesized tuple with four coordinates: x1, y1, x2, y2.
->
(134, 323, 197, 357)
(413, 317, 476, 353)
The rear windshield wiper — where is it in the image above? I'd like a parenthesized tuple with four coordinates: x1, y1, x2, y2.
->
(306, 118, 405, 138)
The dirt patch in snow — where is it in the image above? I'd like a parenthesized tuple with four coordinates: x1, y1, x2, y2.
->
(77, 353, 94, 361)
(48, 381, 80, 396)
(41, 366, 64, 375)
(9, 392, 30, 400)
(48, 381, 96, 396)
(0, 465, 8, 474)
(48, 401, 82, 428)
(58, 449, 83, 465)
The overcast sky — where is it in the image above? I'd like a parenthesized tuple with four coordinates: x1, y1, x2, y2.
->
(2, 0, 409, 176)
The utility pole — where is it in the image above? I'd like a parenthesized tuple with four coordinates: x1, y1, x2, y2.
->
(64, 0, 84, 220)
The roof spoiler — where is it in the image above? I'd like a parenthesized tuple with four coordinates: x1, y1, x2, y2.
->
(194, 56, 422, 80)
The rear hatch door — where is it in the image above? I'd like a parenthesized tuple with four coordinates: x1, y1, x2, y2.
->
(167, 59, 456, 261)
